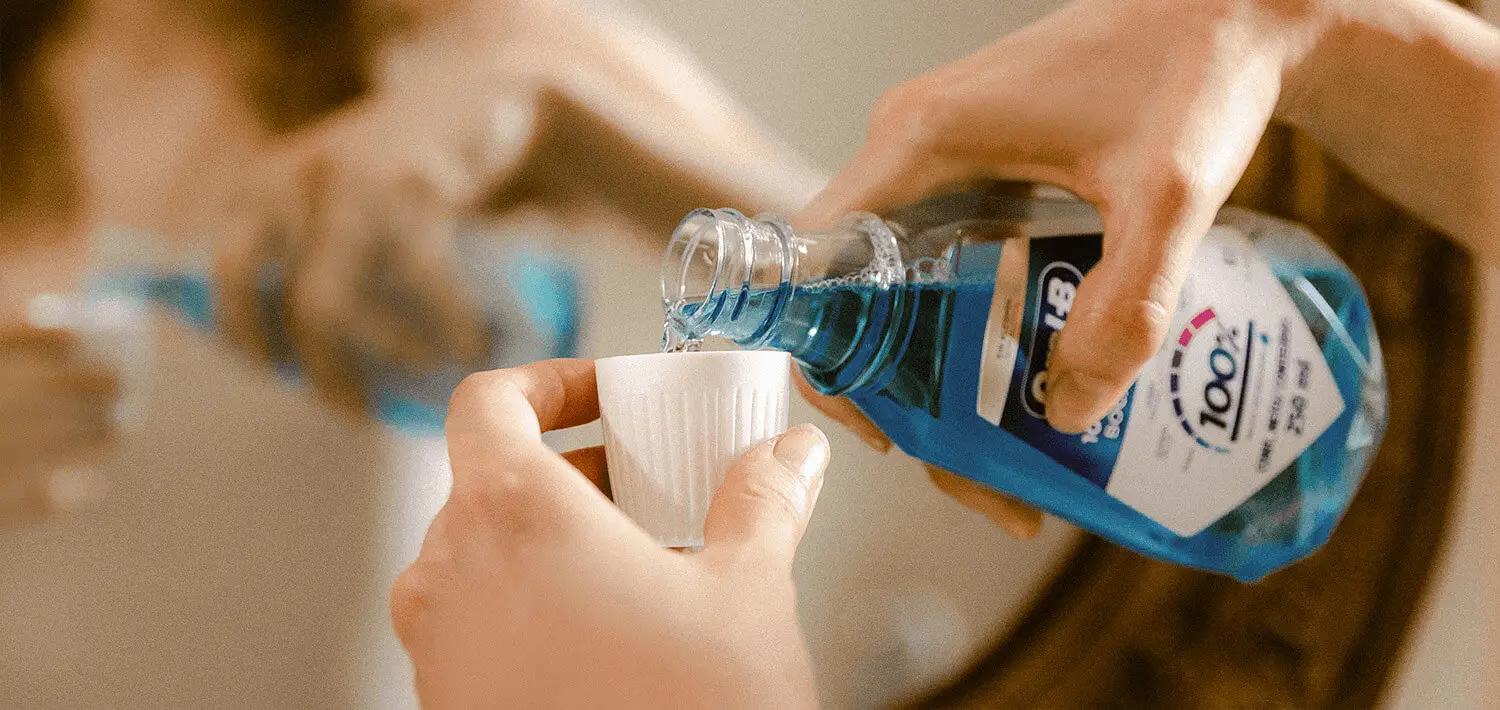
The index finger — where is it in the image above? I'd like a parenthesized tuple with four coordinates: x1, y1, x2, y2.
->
(450, 358, 599, 438)
(443, 359, 604, 513)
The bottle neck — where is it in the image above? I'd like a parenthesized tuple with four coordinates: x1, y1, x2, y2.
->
(661, 208, 904, 371)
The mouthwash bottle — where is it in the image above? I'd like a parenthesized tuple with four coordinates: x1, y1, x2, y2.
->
(87, 225, 580, 434)
(663, 184, 1384, 581)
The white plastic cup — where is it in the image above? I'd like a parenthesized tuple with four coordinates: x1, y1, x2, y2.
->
(27, 224, 162, 430)
(26, 291, 152, 430)
(595, 351, 791, 548)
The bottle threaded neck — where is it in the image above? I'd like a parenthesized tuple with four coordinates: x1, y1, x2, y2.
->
(661, 207, 911, 382)
(662, 208, 796, 348)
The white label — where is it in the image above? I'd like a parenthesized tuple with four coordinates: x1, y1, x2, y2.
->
(1104, 225, 1345, 535)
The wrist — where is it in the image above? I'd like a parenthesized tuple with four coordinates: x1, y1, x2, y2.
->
(1258, 5, 1338, 130)
(1259, 0, 1414, 129)
(1165, 0, 1344, 128)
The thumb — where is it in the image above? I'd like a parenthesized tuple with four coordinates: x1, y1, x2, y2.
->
(702, 424, 830, 567)
(1044, 192, 1215, 433)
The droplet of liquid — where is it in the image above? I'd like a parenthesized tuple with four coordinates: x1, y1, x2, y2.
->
(661, 321, 703, 353)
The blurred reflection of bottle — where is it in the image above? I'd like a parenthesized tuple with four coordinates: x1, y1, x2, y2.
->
(86, 224, 580, 434)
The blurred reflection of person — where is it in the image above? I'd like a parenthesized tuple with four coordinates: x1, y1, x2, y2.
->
(0, 0, 824, 525)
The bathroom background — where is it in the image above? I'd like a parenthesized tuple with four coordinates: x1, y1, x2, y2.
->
(0, 0, 1495, 708)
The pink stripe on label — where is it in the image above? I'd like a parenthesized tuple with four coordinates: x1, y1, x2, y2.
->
(1190, 307, 1217, 329)
(1178, 330, 1193, 346)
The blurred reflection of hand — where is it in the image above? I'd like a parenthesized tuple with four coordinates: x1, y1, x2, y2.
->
(211, 0, 824, 418)
(356, 0, 825, 225)
(393, 359, 823, 708)
(213, 151, 488, 416)
(0, 323, 116, 527)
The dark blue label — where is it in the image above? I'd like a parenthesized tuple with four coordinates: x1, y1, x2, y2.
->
(1019, 260, 1084, 418)
(997, 235, 1133, 489)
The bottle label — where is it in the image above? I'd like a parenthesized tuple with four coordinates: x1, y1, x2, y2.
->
(976, 222, 1346, 536)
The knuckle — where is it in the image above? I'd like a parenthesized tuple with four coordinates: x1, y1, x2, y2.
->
(389, 566, 435, 644)
(446, 370, 512, 422)
(734, 458, 806, 523)
(448, 363, 565, 433)
(446, 372, 488, 415)
(1141, 160, 1211, 230)
(868, 78, 949, 147)
(445, 371, 552, 527)
(1099, 286, 1174, 368)
(460, 472, 533, 520)
(446, 488, 545, 548)
(445, 458, 548, 538)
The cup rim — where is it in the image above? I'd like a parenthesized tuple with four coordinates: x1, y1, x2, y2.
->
(594, 350, 790, 366)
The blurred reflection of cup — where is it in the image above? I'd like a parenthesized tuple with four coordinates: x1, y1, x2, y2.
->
(26, 290, 152, 431)
(16, 225, 162, 518)
(33, 224, 163, 430)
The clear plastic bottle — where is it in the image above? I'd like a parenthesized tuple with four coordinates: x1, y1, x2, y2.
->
(662, 183, 1385, 581)
(88, 225, 581, 434)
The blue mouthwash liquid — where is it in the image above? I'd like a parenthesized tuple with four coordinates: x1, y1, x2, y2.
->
(664, 186, 1384, 581)
(92, 235, 580, 433)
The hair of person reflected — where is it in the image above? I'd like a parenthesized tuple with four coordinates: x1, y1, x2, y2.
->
(0, 0, 378, 234)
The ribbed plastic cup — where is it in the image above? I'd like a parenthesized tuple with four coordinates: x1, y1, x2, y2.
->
(595, 351, 791, 548)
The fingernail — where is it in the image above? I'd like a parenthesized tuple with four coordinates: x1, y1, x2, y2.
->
(773, 424, 831, 482)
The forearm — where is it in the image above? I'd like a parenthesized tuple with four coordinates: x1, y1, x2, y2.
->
(368, 0, 825, 233)
(1275, 0, 1500, 260)
(507, 0, 827, 230)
